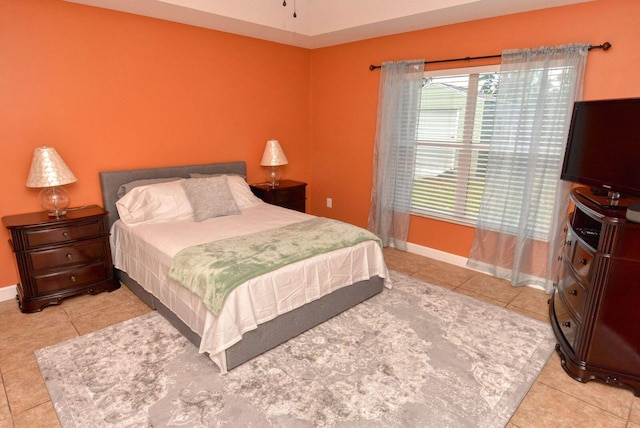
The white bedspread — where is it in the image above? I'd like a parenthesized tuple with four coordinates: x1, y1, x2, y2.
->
(110, 202, 389, 372)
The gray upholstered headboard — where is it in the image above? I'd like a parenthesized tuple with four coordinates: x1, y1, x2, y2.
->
(99, 161, 247, 230)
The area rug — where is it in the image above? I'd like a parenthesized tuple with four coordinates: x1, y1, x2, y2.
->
(36, 271, 555, 428)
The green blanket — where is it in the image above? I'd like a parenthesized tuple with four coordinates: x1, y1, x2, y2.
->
(168, 218, 381, 315)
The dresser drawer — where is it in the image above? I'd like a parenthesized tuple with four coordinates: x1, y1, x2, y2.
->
(571, 241, 594, 280)
(25, 219, 104, 249)
(28, 239, 106, 271)
(553, 291, 580, 351)
(33, 263, 110, 294)
(557, 263, 588, 322)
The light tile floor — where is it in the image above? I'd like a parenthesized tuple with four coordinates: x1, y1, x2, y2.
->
(0, 247, 637, 427)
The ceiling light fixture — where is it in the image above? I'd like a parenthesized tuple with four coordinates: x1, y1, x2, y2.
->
(282, 0, 297, 18)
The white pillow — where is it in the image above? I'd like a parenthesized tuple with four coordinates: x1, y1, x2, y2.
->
(225, 175, 264, 209)
(116, 180, 193, 226)
(116, 177, 180, 199)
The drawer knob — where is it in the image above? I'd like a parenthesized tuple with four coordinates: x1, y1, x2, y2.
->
(562, 321, 571, 328)
(70, 275, 77, 283)
(578, 258, 587, 265)
(62, 231, 69, 238)
(569, 289, 578, 296)
(66, 253, 73, 260)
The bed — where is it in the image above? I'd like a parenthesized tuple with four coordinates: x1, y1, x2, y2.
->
(100, 161, 389, 373)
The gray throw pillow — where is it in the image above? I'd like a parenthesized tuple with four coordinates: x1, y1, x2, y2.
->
(181, 176, 240, 222)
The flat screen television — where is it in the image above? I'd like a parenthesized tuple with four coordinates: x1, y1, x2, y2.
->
(560, 97, 640, 209)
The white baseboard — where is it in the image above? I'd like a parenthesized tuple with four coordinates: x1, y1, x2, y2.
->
(405, 242, 471, 269)
(405, 242, 545, 291)
(0, 285, 17, 303)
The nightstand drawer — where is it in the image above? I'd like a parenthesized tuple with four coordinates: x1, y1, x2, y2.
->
(33, 263, 110, 294)
(279, 199, 306, 212)
(25, 219, 104, 249)
(28, 239, 106, 271)
(250, 180, 307, 213)
(267, 187, 305, 204)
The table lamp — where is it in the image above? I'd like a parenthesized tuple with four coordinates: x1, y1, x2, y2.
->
(260, 139, 288, 187)
(26, 146, 77, 218)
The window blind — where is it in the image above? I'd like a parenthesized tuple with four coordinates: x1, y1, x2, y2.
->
(412, 69, 497, 225)
(411, 65, 574, 240)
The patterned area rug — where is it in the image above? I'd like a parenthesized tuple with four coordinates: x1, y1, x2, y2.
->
(36, 271, 555, 428)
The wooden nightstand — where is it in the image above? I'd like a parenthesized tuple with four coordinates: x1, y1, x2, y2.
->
(250, 180, 307, 213)
(2, 205, 120, 313)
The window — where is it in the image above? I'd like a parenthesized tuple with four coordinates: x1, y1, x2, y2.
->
(412, 66, 499, 226)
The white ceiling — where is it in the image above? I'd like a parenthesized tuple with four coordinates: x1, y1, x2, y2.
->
(64, 0, 594, 49)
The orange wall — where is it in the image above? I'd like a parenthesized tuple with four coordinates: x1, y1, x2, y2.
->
(1, 0, 639, 289)
(0, 0, 311, 287)
(309, 0, 640, 255)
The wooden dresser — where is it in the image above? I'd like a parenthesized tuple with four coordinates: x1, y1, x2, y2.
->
(2, 205, 120, 312)
(550, 187, 640, 396)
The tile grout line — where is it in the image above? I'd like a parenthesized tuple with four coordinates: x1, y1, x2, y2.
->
(535, 377, 632, 422)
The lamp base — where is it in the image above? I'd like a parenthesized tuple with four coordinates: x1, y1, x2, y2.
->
(265, 166, 282, 188)
(40, 186, 70, 218)
(46, 209, 67, 218)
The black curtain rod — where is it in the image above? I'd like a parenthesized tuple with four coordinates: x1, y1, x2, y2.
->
(368, 42, 611, 71)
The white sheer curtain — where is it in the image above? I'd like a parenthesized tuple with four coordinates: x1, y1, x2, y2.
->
(467, 44, 589, 293)
(367, 60, 424, 250)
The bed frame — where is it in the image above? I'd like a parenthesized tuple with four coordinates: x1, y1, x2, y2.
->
(100, 161, 384, 371)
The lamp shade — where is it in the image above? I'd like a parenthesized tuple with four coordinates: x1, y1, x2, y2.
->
(26, 146, 77, 188)
(260, 139, 288, 167)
